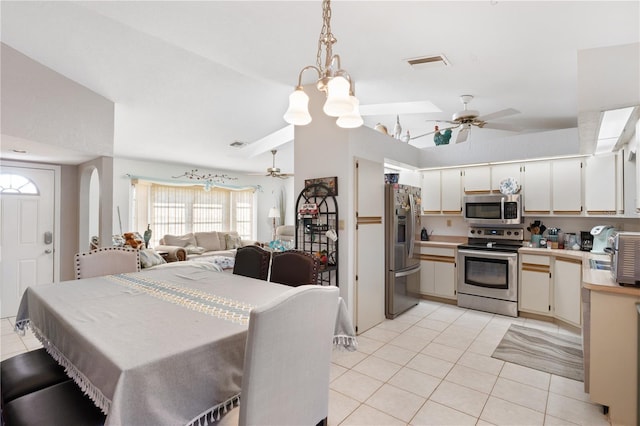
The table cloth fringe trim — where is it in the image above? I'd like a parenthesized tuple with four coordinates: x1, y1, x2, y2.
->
(186, 394, 240, 426)
(15, 320, 112, 415)
(334, 334, 358, 351)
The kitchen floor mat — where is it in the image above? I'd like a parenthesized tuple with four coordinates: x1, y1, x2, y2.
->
(492, 324, 584, 381)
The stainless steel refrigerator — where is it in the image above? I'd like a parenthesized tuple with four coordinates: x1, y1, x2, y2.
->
(385, 184, 421, 319)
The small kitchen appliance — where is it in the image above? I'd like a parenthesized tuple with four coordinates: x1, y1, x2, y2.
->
(590, 225, 616, 254)
(610, 232, 640, 287)
(463, 194, 523, 226)
(580, 231, 594, 252)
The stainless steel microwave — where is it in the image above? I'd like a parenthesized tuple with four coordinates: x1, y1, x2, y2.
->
(463, 194, 523, 225)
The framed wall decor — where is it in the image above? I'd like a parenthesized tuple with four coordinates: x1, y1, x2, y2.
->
(304, 176, 338, 196)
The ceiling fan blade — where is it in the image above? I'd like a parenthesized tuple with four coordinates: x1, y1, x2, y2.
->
(455, 125, 470, 143)
(475, 108, 520, 122)
(410, 125, 459, 140)
(480, 122, 523, 132)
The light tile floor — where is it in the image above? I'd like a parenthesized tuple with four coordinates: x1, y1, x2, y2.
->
(2, 300, 610, 426)
(328, 300, 610, 426)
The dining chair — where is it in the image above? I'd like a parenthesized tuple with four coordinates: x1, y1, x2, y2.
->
(2, 380, 106, 426)
(0, 348, 70, 408)
(74, 247, 141, 279)
(232, 245, 271, 281)
(269, 250, 319, 287)
(219, 285, 339, 426)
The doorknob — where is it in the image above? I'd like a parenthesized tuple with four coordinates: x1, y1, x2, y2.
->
(45, 249, 53, 254)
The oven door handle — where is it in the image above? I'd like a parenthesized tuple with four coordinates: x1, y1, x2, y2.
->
(458, 249, 518, 260)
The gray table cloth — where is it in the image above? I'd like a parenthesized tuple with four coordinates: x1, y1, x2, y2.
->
(15, 264, 355, 426)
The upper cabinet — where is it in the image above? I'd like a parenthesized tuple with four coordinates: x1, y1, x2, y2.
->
(522, 159, 582, 214)
(421, 169, 462, 214)
(491, 164, 523, 193)
(421, 170, 441, 214)
(462, 166, 491, 194)
(522, 161, 551, 213)
(441, 169, 462, 214)
(551, 158, 583, 214)
(585, 153, 623, 215)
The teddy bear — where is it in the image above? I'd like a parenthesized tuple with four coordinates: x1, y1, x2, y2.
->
(123, 232, 143, 249)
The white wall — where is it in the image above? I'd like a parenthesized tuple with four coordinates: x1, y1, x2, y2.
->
(418, 128, 580, 168)
(0, 43, 114, 156)
(112, 157, 293, 243)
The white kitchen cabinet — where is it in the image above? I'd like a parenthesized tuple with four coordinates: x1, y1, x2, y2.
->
(463, 166, 491, 194)
(590, 290, 640, 426)
(585, 153, 621, 214)
(441, 169, 462, 214)
(418, 246, 456, 299)
(421, 170, 441, 214)
(553, 257, 582, 326)
(491, 163, 523, 193)
(551, 158, 582, 214)
(519, 254, 552, 316)
(522, 161, 551, 213)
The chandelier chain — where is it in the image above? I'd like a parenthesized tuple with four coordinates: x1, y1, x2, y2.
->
(316, 0, 334, 73)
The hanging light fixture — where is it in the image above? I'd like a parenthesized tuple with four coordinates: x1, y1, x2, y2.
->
(283, 0, 362, 129)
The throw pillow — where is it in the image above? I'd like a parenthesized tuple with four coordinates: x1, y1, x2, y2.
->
(185, 245, 206, 255)
(139, 249, 167, 268)
(163, 233, 197, 248)
(225, 233, 242, 250)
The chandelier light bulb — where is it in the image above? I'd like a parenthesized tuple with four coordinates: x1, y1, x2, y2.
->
(323, 76, 353, 117)
(336, 96, 363, 128)
(283, 88, 312, 126)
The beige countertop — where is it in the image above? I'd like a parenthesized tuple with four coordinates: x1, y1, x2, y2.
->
(415, 235, 466, 249)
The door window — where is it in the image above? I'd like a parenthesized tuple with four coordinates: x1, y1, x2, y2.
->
(0, 173, 39, 194)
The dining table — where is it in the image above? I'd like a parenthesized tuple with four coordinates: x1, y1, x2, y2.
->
(15, 262, 356, 426)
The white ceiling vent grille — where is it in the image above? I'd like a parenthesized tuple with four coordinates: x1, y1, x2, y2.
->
(406, 54, 450, 69)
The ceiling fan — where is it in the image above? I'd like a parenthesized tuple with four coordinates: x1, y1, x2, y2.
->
(411, 95, 522, 144)
(263, 149, 293, 179)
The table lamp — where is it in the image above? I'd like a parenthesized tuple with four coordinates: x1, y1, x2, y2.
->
(268, 207, 280, 241)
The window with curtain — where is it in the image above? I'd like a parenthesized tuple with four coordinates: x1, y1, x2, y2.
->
(132, 181, 255, 247)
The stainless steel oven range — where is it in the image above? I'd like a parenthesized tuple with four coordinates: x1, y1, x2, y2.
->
(457, 227, 524, 317)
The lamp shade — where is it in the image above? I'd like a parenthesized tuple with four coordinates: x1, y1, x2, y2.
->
(283, 88, 312, 125)
(336, 96, 364, 128)
(323, 76, 353, 117)
(268, 207, 280, 219)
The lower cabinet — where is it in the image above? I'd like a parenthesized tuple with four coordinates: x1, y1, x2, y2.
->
(553, 258, 582, 326)
(418, 247, 456, 300)
(518, 253, 582, 327)
(519, 254, 552, 315)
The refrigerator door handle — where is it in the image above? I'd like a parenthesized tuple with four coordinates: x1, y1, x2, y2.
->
(395, 266, 421, 278)
(408, 193, 415, 259)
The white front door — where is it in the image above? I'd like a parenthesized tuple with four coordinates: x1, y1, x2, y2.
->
(355, 158, 385, 334)
(1, 165, 56, 318)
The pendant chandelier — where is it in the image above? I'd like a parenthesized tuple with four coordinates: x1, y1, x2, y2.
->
(283, 0, 363, 129)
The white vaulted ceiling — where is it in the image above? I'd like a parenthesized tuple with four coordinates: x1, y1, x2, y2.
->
(1, 1, 638, 173)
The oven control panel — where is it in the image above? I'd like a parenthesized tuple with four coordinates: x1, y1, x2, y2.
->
(467, 227, 524, 241)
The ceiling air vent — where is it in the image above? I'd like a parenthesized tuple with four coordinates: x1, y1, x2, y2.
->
(406, 54, 450, 69)
(229, 140, 247, 148)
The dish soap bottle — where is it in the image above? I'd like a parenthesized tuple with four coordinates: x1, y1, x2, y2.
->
(421, 227, 429, 241)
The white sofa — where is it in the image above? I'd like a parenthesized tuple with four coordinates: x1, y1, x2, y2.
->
(155, 231, 258, 262)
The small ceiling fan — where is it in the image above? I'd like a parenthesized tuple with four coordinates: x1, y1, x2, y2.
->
(264, 149, 293, 179)
(411, 95, 522, 143)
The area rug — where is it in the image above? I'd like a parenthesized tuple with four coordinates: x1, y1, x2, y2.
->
(491, 324, 584, 382)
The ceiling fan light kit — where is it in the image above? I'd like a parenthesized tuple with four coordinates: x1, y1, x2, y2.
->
(283, 0, 363, 129)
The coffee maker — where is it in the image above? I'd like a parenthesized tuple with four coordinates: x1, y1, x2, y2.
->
(580, 231, 593, 252)
(590, 225, 615, 254)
